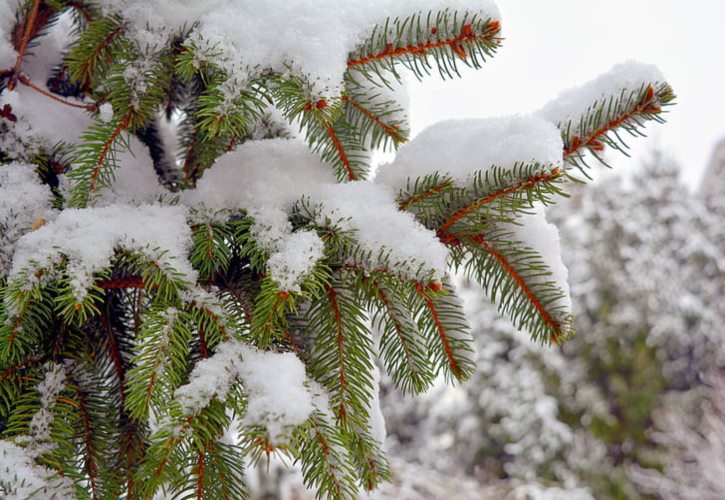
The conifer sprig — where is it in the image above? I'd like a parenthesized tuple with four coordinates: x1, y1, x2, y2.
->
(347, 9, 501, 86)
(559, 82, 675, 175)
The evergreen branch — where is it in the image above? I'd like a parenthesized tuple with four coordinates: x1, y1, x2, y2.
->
(272, 76, 370, 181)
(66, 17, 125, 89)
(125, 307, 191, 420)
(16, 73, 96, 110)
(436, 166, 563, 237)
(305, 278, 374, 428)
(347, 10, 501, 84)
(251, 279, 293, 348)
(560, 82, 675, 172)
(74, 386, 99, 500)
(324, 122, 357, 182)
(294, 410, 358, 499)
(341, 78, 408, 150)
(190, 221, 232, 280)
(452, 231, 573, 344)
(361, 277, 433, 394)
(66, 113, 132, 207)
(342, 96, 406, 147)
(345, 427, 390, 491)
(412, 280, 474, 381)
(88, 114, 130, 192)
(398, 177, 453, 211)
(328, 285, 349, 418)
(6, 0, 43, 90)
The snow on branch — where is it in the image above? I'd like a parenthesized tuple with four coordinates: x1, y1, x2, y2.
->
(539, 61, 675, 174)
(8, 204, 194, 301)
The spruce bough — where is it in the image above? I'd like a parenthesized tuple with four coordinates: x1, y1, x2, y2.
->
(0, 1, 673, 498)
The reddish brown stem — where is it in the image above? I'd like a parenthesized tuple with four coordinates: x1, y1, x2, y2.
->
(75, 388, 99, 499)
(89, 113, 132, 193)
(342, 95, 405, 143)
(196, 450, 205, 500)
(0, 358, 38, 382)
(327, 285, 347, 419)
(347, 21, 500, 68)
(415, 284, 462, 377)
(97, 276, 145, 289)
(563, 86, 658, 157)
(469, 234, 561, 343)
(8, 0, 42, 90)
(324, 123, 356, 181)
(17, 73, 96, 110)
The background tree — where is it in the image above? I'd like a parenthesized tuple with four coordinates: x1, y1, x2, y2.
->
(0, 0, 673, 498)
(384, 157, 724, 498)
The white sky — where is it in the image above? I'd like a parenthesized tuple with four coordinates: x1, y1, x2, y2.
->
(406, 0, 725, 190)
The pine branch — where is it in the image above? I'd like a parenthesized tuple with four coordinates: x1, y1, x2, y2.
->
(452, 231, 573, 344)
(347, 10, 501, 85)
(66, 114, 131, 207)
(273, 76, 370, 181)
(559, 82, 675, 173)
(411, 280, 475, 382)
(360, 276, 433, 394)
(341, 77, 408, 150)
(66, 17, 125, 90)
(305, 278, 374, 428)
(294, 410, 358, 499)
(436, 166, 564, 237)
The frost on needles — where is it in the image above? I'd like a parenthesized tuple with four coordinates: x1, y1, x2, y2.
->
(0, 0, 674, 498)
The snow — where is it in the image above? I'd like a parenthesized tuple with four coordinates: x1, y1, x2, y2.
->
(0, 163, 54, 278)
(174, 339, 314, 440)
(0, 82, 92, 150)
(95, 136, 169, 206)
(315, 181, 448, 279)
(8, 204, 195, 300)
(0, 441, 74, 499)
(186, 138, 449, 282)
(539, 60, 665, 128)
(0, 12, 91, 151)
(265, 230, 326, 292)
(377, 115, 563, 189)
(240, 347, 314, 439)
(369, 362, 387, 448)
(29, 363, 67, 444)
(94, 0, 500, 98)
(98, 103, 114, 123)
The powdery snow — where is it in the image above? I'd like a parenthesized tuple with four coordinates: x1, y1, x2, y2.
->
(95, 0, 500, 98)
(0, 441, 74, 499)
(174, 339, 314, 440)
(186, 138, 449, 283)
(538, 61, 665, 128)
(0, 163, 54, 278)
(29, 363, 67, 444)
(376, 115, 563, 189)
(315, 181, 448, 279)
(95, 136, 169, 206)
(9, 204, 195, 299)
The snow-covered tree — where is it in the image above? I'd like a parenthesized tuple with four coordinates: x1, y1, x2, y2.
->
(0, 0, 674, 497)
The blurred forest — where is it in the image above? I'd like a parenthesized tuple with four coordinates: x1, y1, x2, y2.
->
(379, 151, 725, 499)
